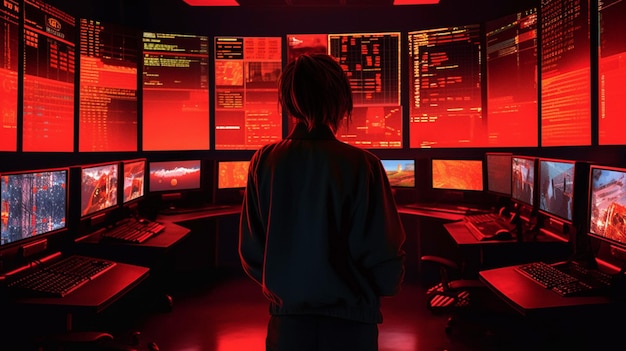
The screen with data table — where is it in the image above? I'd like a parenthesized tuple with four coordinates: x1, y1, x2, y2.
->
(22, 0, 75, 152)
(214, 36, 282, 150)
(142, 31, 210, 151)
(286, 32, 402, 149)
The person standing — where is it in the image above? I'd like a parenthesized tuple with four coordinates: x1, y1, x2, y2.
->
(239, 53, 406, 351)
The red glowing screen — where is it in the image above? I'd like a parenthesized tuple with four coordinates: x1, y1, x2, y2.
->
(286, 32, 402, 149)
(142, 32, 210, 151)
(408, 25, 482, 148)
(79, 19, 138, 152)
(214, 37, 282, 150)
(598, 0, 626, 145)
(149, 160, 201, 193)
(80, 162, 119, 218)
(540, 0, 591, 146)
(22, 0, 75, 152)
(0, 0, 18, 151)
(1, 168, 68, 246)
(122, 159, 145, 204)
(217, 161, 250, 189)
(431, 159, 483, 191)
(588, 165, 626, 248)
(486, 8, 538, 147)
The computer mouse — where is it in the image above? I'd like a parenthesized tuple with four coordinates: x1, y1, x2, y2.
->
(493, 228, 512, 240)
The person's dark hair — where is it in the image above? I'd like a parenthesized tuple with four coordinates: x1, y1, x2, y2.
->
(279, 53, 353, 132)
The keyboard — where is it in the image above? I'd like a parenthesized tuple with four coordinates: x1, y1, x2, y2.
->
(515, 261, 613, 297)
(100, 217, 165, 244)
(464, 213, 514, 241)
(7, 255, 116, 298)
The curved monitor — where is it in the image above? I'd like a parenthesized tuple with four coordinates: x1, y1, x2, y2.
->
(1, 167, 69, 248)
(80, 161, 120, 218)
(381, 159, 415, 188)
(511, 156, 536, 207)
(538, 158, 575, 224)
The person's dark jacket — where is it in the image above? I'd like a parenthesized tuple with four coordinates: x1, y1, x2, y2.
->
(239, 123, 406, 324)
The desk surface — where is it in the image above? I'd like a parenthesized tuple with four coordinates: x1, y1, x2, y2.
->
(479, 265, 613, 317)
(157, 204, 242, 223)
(10, 262, 150, 315)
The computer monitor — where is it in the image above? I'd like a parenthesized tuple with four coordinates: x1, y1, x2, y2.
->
(431, 159, 483, 192)
(380, 159, 415, 188)
(587, 165, 626, 267)
(511, 156, 537, 224)
(540, 0, 591, 146)
(80, 162, 120, 220)
(213, 36, 283, 150)
(217, 160, 250, 190)
(0, 0, 18, 151)
(485, 152, 512, 197)
(538, 158, 576, 225)
(1, 168, 69, 253)
(122, 158, 146, 207)
(148, 159, 205, 210)
(286, 32, 402, 149)
(22, 0, 75, 152)
(79, 18, 138, 152)
(142, 31, 210, 151)
(214, 160, 250, 204)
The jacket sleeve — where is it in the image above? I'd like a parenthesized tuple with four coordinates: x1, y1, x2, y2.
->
(238, 151, 265, 286)
(350, 157, 406, 296)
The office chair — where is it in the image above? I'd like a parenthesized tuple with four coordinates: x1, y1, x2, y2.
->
(420, 255, 485, 333)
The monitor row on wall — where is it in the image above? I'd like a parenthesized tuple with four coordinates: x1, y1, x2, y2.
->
(1, 0, 625, 153)
(4, 153, 626, 266)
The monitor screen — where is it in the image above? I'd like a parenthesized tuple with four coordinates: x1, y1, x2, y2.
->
(122, 159, 146, 204)
(214, 36, 283, 150)
(540, 0, 591, 146)
(381, 159, 415, 188)
(511, 156, 536, 206)
(217, 161, 250, 189)
(486, 153, 512, 196)
(598, 0, 626, 145)
(80, 162, 119, 217)
(0, 0, 18, 151)
(588, 165, 626, 249)
(408, 25, 482, 148)
(538, 158, 575, 223)
(1, 168, 68, 246)
(286, 32, 402, 148)
(431, 159, 483, 191)
(142, 31, 210, 151)
(486, 8, 538, 147)
(22, 0, 75, 152)
(149, 160, 202, 193)
(79, 19, 138, 152)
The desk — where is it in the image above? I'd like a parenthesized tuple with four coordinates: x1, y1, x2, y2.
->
(479, 265, 613, 318)
(443, 221, 570, 271)
(6, 262, 149, 332)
